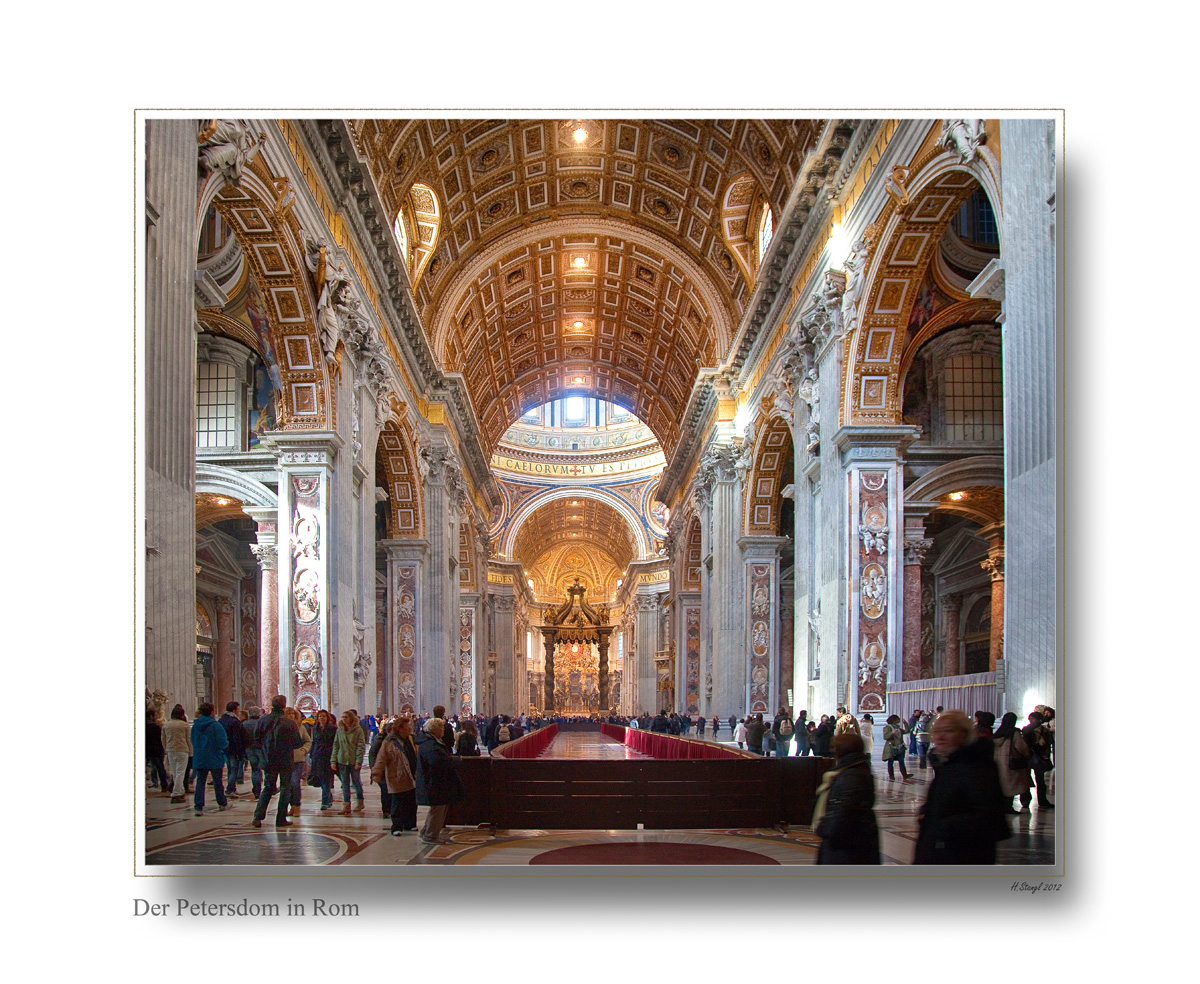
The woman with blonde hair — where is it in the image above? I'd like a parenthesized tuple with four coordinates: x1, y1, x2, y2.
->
(334, 709, 366, 814)
(283, 706, 311, 819)
(914, 710, 1009, 864)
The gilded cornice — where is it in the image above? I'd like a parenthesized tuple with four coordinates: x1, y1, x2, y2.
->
(305, 119, 499, 512)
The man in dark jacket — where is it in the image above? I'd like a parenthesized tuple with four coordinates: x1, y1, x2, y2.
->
(914, 710, 1010, 864)
(243, 705, 266, 797)
(432, 706, 456, 752)
(218, 701, 248, 797)
(190, 703, 230, 815)
(146, 709, 169, 792)
(650, 710, 670, 733)
(745, 713, 767, 755)
(251, 695, 303, 829)
(415, 718, 464, 843)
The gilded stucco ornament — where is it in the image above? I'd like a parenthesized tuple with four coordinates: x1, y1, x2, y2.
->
(304, 237, 353, 362)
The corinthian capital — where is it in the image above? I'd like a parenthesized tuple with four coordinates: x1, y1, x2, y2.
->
(250, 543, 278, 570)
(903, 538, 934, 566)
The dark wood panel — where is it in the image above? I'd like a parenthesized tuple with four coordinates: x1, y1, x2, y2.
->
(445, 755, 832, 830)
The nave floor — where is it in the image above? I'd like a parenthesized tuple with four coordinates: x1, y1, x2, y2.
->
(143, 737, 1056, 869)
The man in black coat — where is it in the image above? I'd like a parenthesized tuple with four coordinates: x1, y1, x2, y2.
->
(218, 701, 248, 797)
(250, 695, 303, 829)
(914, 710, 1010, 864)
(650, 711, 670, 733)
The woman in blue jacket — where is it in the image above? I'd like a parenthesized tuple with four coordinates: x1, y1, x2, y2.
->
(190, 702, 230, 815)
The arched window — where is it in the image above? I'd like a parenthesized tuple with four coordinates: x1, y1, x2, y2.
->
(943, 351, 1003, 443)
(195, 334, 260, 452)
(393, 208, 409, 264)
(757, 203, 774, 264)
(196, 361, 238, 449)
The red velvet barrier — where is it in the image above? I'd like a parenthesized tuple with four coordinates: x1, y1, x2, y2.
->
(602, 724, 750, 760)
(492, 723, 558, 759)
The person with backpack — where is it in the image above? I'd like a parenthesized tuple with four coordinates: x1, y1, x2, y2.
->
(496, 717, 513, 746)
(190, 702, 230, 816)
(250, 695, 303, 829)
(772, 706, 795, 756)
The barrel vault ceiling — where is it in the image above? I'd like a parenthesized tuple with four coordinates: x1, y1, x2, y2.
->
(350, 118, 825, 460)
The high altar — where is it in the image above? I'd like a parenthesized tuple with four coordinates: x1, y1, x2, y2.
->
(539, 580, 612, 715)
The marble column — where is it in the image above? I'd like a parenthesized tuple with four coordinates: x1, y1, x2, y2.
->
(834, 425, 920, 715)
(491, 593, 517, 715)
(247, 513, 278, 704)
(979, 525, 1006, 672)
(779, 596, 795, 710)
(697, 445, 742, 718)
(144, 118, 199, 710)
(214, 596, 236, 708)
(542, 630, 556, 712)
(382, 539, 426, 715)
(997, 118, 1057, 710)
(902, 537, 934, 682)
(942, 595, 962, 677)
(597, 629, 611, 712)
(740, 535, 788, 715)
(262, 433, 341, 715)
(375, 587, 387, 713)
(417, 444, 463, 714)
(634, 593, 661, 714)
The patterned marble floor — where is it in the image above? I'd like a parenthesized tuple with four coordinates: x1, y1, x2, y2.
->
(143, 736, 1056, 869)
(535, 730, 653, 758)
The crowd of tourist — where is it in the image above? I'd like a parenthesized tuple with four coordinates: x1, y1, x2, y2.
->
(147, 696, 1054, 864)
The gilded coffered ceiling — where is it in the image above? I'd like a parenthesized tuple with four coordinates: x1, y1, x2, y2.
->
(512, 496, 637, 586)
(350, 118, 824, 459)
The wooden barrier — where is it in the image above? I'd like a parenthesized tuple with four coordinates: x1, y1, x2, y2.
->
(491, 723, 558, 759)
(447, 752, 831, 830)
